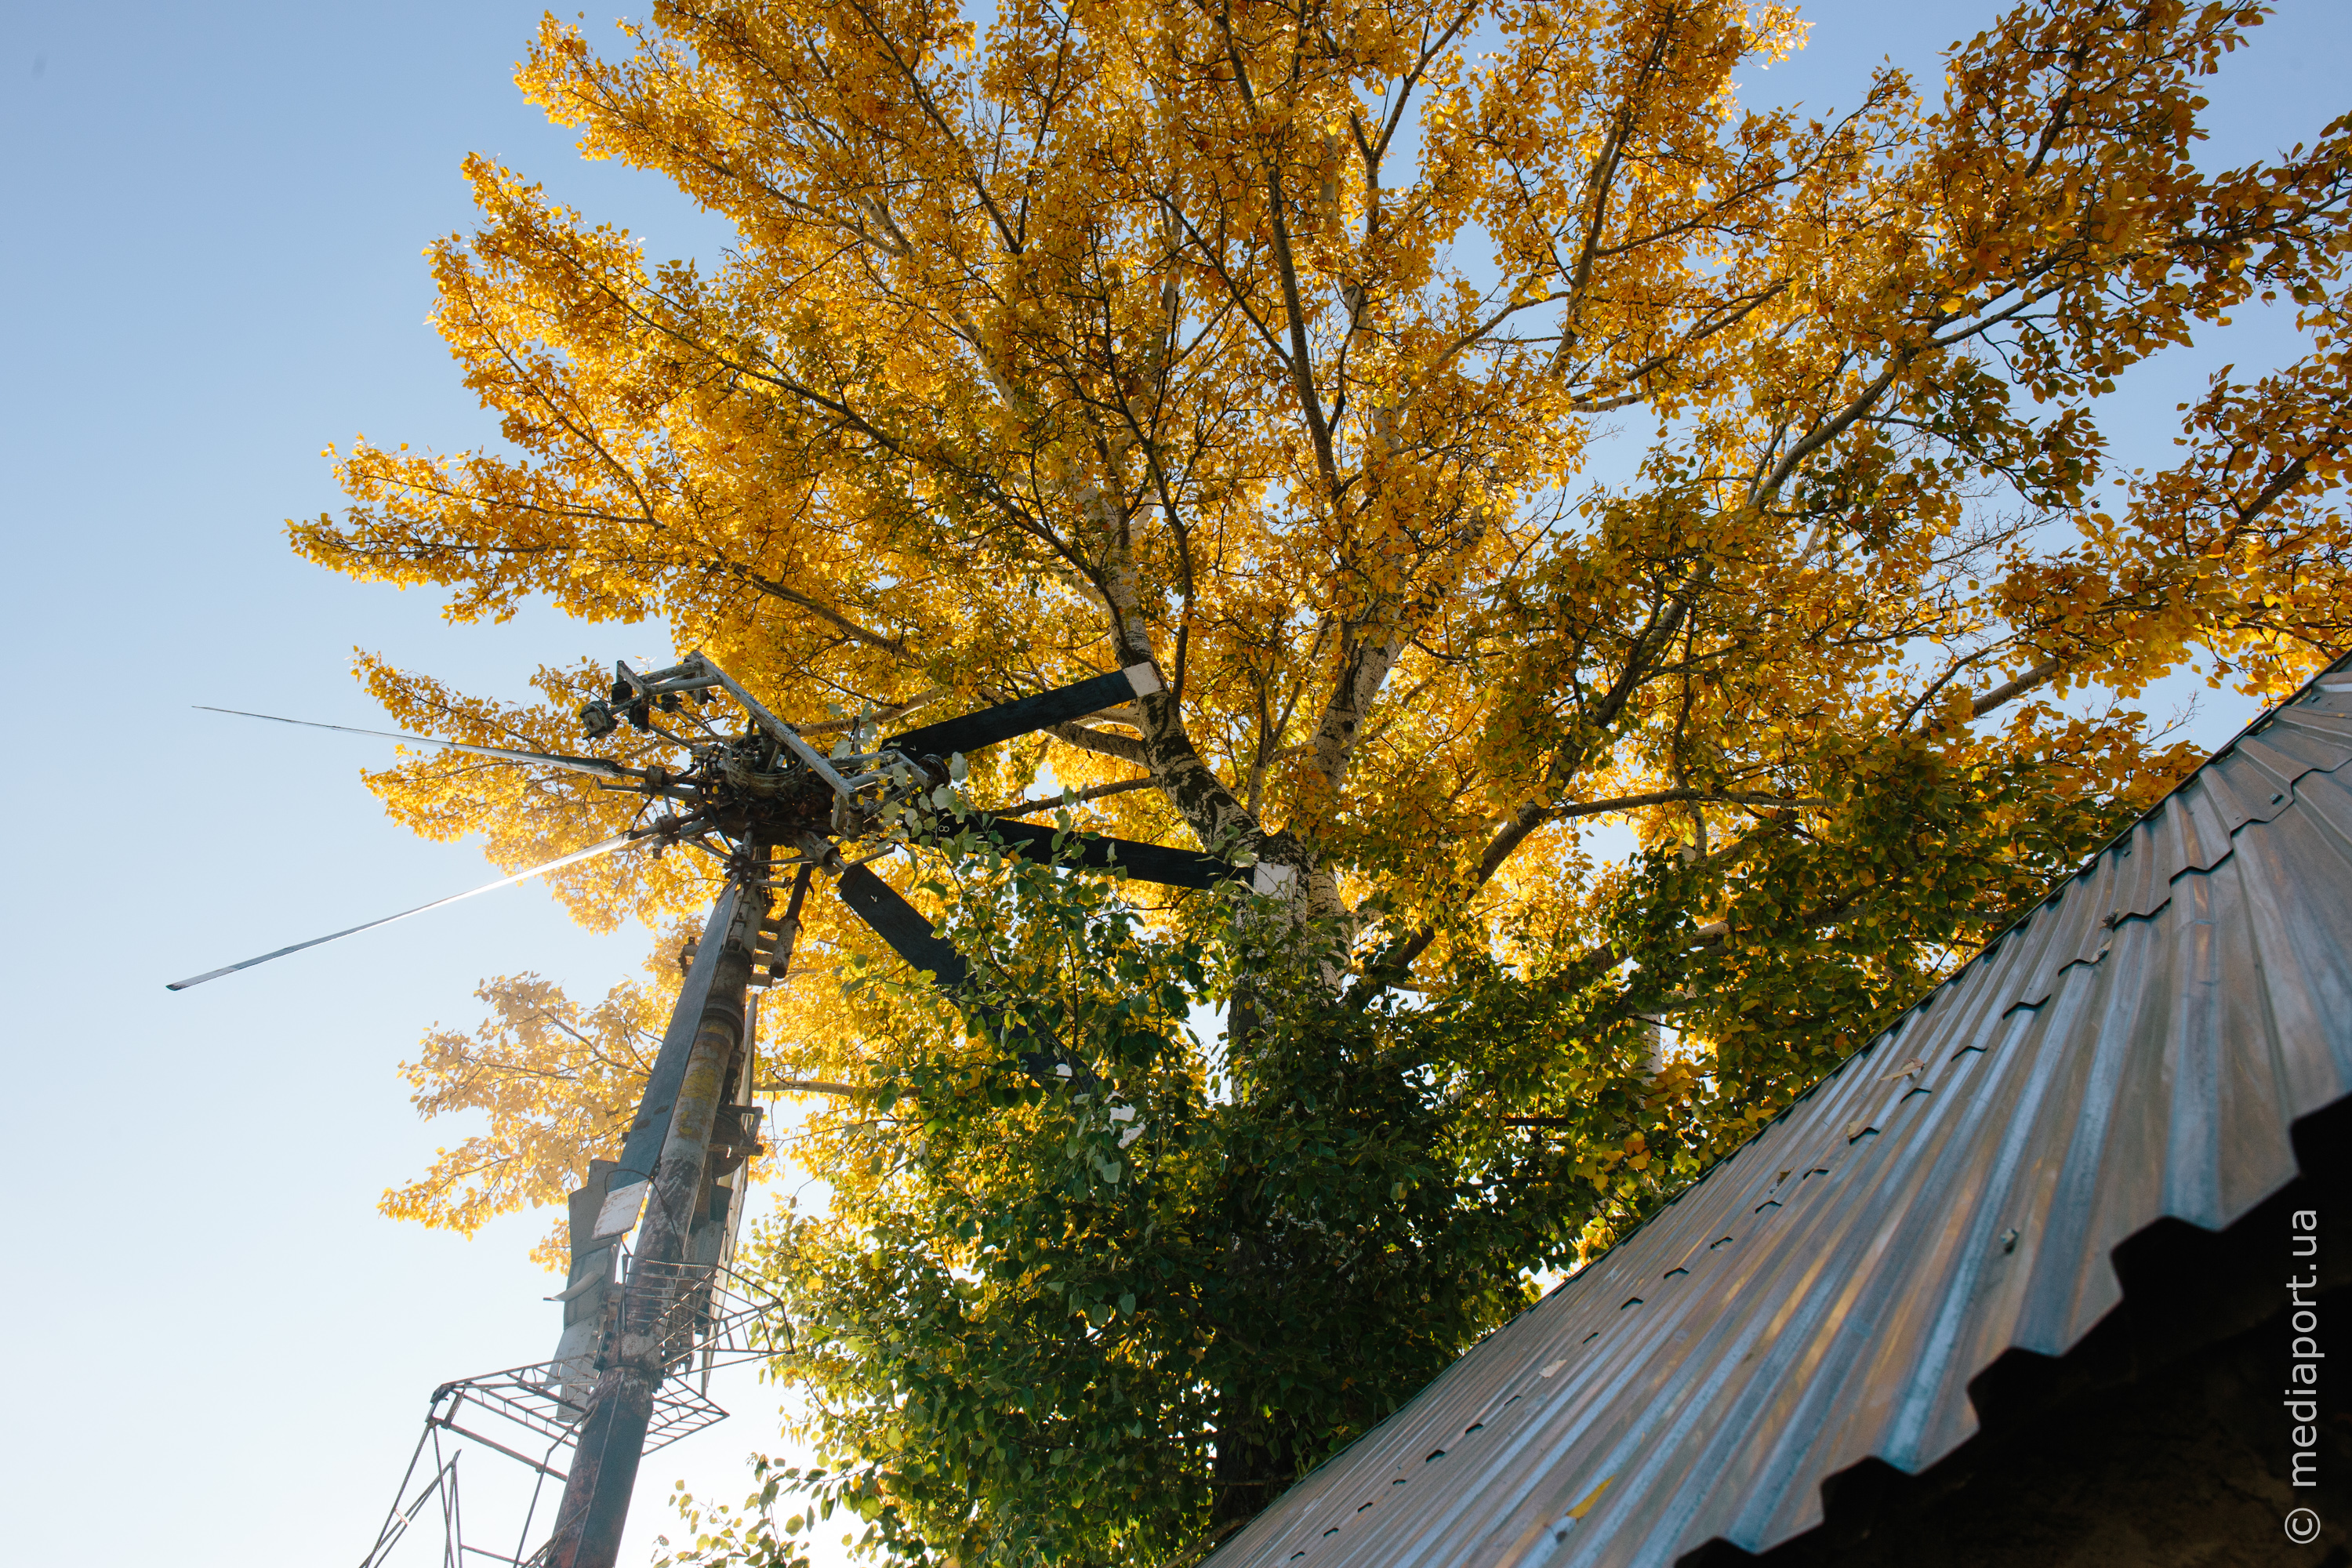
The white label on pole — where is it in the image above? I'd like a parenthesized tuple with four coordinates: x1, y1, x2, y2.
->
(1122, 662, 1164, 697)
(1251, 862, 1298, 896)
(593, 1181, 648, 1238)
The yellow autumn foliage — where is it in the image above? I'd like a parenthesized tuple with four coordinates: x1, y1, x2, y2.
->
(293, 0, 2352, 1247)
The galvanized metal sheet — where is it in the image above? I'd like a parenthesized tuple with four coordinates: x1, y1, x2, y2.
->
(1205, 668, 2352, 1568)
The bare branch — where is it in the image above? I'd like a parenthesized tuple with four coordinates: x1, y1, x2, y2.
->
(1967, 657, 2061, 720)
(1552, 789, 1824, 821)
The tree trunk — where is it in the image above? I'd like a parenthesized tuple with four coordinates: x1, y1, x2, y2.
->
(1210, 1387, 1294, 1531)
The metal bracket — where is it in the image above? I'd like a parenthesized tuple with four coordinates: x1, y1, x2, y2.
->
(675, 653, 860, 799)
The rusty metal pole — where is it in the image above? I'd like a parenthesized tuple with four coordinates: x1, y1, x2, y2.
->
(546, 870, 771, 1568)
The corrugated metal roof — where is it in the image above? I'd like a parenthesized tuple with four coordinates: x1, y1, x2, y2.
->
(1205, 662, 2352, 1568)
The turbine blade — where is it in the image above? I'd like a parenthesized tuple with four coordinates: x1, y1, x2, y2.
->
(835, 863, 971, 989)
(884, 664, 1160, 759)
(832, 863, 1095, 1088)
(194, 706, 634, 780)
(964, 815, 1229, 890)
(165, 833, 637, 990)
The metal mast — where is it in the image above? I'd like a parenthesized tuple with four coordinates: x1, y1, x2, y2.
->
(170, 650, 1293, 1566)
(546, 860, 772, 1568)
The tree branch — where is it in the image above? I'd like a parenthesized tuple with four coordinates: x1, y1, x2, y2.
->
(756, 1078, 868, 1098)
(985, 775, 1159, 815)
(1967, 657, 2061, 720)
(1552, 789, 1824, 821)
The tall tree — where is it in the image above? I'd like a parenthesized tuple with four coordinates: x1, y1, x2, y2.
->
(297, 0, 2352, 1556)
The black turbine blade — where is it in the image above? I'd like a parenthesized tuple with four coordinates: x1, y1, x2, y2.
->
(166, 833, 638, 989)
(194, 706, 635, 781)
(966, 815, 1229, 890)
(885, 664, 1159, 759)
(836, 864, 971, 989)
(833, 864, 1097, 1088)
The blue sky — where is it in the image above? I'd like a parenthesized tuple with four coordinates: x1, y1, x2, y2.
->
(1, 4, 2343, 1563)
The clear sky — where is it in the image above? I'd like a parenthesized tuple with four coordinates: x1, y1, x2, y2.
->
(1, 4, 2343, 1564)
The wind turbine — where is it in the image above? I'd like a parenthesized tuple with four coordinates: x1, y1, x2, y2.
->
(173, 653, 1283, 1568)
